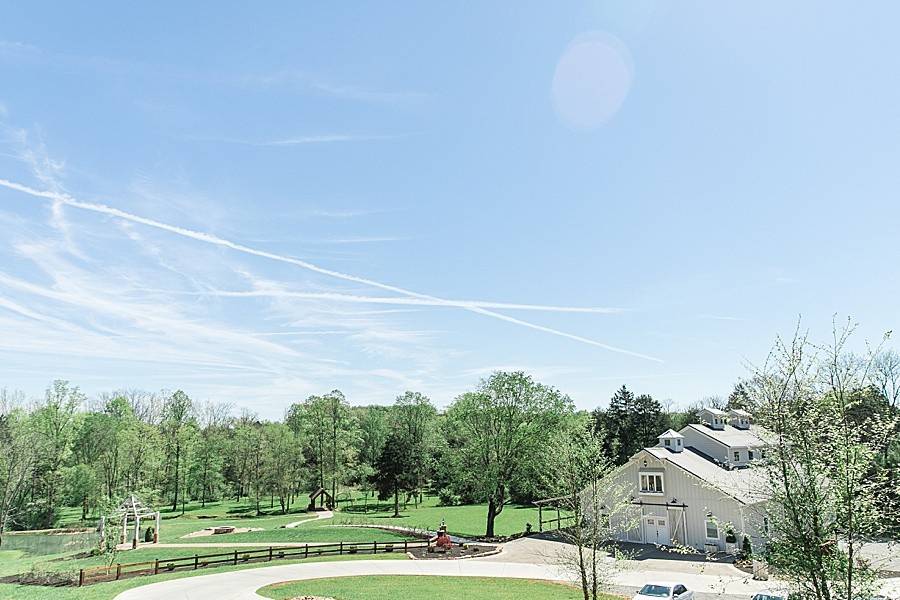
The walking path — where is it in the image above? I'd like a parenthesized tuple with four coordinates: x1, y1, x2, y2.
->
(284, 510, 333, 529)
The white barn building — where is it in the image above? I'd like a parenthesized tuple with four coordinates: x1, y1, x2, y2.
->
(601, 409, 769, 553)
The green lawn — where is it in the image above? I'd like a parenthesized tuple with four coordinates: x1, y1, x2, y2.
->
(339, 494, 542, 538)
(0, 491, 543, 599)
(54, 492, 542, 543)
(0, 553, 407, 600)
(173, 524, 409, 545)
(260, 575, 603, 600)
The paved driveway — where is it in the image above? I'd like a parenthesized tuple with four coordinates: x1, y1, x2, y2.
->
(112, 537, 900, 600)
(114, 559, 569, 600)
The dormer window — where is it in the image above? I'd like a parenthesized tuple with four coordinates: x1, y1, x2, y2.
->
(728, 409, 752, 430)
(698, 408, 727, 430)
(657, 429, 685, 453)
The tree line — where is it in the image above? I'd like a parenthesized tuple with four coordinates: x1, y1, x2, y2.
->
(1, 347, 897, 546)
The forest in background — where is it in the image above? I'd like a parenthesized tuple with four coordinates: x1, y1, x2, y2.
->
(1, 351, 897, 537)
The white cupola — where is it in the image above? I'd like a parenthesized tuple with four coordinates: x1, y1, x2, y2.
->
(658, 429, 685, 453)
(728, 408, 752, 430)
(698, 407, 727, 430)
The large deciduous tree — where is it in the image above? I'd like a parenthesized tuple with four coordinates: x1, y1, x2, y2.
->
(161, 390, 196, 513)
(300, 391, 358, 504)
(33, 380, 84, 526)
(390, 391, 436, 505)
(0, 393, 37, 534)
(448, 371, 573, 537)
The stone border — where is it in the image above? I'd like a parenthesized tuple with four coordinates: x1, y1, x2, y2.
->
(406, 544, 503, 561)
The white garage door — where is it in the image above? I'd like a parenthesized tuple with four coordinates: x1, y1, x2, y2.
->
(643, 516, 670, 546)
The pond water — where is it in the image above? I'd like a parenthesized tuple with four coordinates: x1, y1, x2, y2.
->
(0, 530, 96, 555)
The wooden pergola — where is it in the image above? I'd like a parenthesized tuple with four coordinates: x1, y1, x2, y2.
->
(102, 495, 161, 549)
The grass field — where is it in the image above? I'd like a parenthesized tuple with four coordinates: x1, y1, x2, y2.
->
(54, 491, 542, 542)
(339, 493, 543, 538)
(260, 575, 607, 600)
(0, 491, 545, 599)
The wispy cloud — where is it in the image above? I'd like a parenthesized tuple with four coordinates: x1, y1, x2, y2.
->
(0, 40, 429, 107)
(0, 178, 661, 362)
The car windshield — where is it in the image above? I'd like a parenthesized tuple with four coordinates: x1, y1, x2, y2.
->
(640, 585, 672, 597)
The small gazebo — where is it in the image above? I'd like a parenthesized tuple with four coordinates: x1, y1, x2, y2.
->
(308, 487, 335, 511)
(102, 495, 161, 549)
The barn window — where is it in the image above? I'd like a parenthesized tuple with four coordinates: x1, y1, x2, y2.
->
(639, 472, 664, 494)
(705, 519, 719, 540)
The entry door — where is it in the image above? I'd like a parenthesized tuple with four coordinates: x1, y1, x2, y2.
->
(643, 516, 670, 546)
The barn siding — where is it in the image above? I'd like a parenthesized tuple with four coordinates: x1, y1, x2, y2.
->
(600, 450, 764, 552)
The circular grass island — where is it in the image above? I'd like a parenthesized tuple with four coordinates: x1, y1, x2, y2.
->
(259, 575, 597, 600)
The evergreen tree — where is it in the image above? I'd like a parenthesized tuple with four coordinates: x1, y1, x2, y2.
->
(371, 431, 415, 517)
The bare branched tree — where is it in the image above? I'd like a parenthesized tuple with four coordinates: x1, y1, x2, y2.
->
(544, 420, 634, 600)
(750, 319, 898, 600)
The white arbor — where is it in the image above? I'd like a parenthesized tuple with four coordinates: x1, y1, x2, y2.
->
(102, 495, 161, 549)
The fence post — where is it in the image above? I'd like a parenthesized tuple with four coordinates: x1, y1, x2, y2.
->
(194, 554, 199, 570)
(154, 559, 159, 575)
(115, 563, 122, 580)
(339, 541, 343, 555)
(304, 543, 309, 558)
(404, 539, 408, 552)
(78, 569, 84, 587)
(373, 540, 377, 554)
(269, 546, 273, 561)
(538, 505, 543, 532)
(233, 550, 238, 566)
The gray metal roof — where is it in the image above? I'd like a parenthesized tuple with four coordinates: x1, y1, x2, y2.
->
(681, 423, 770, 448)
(644, 446, 768, 505)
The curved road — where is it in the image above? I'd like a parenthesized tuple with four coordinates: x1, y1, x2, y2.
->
(112, 538, 900, 600)
(114, 559, 568, 600)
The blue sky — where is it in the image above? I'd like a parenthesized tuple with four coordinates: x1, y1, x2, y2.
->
(1, 2, 898, 416)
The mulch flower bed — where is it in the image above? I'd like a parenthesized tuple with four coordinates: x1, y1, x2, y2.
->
(407, 544, 497, 560)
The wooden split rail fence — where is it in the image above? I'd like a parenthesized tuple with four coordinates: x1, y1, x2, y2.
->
(78, 539, 429, 586)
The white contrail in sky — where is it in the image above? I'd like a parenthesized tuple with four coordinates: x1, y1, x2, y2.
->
(176, 288, 626, 314)
(0, 178, 663, 362)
